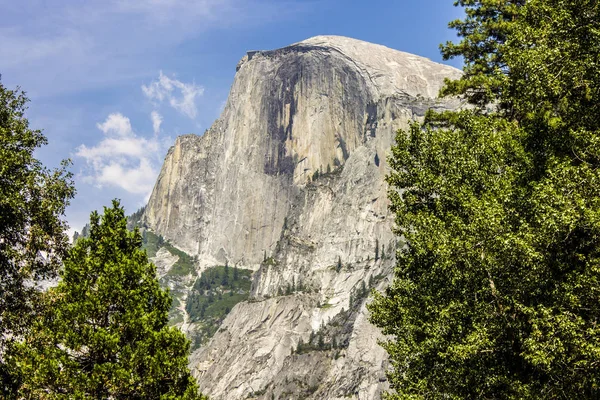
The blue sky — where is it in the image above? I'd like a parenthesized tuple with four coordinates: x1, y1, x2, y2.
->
(0, 0, 465, 236)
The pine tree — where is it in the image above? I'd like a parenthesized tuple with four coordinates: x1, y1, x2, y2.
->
(440, 0, 525, 108)
(336, 256, 342, 272)
(296, 338, 304, 354)
(370, 1, 600, 398)
(14, 201, 206, 399)
(317, 333, 324, 350)
(221, 262, 229, 286)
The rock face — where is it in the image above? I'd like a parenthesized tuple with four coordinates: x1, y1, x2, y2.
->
(144, 35, 461, 399)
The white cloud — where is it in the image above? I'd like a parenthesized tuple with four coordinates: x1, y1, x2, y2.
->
(96, 112, 133, 136)
(96, 158, 157, 195)
(76, 113, 166, 195)
(151, 111, 163, 134)
(142, 71, 204, 119)
(76, 136, 159, 164)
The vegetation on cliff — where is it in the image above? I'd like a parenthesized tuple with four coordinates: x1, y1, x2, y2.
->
(186, 264, 253, 348)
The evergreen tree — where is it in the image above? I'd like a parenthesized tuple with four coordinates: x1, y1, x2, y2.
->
(336, 256, 342, 272)
(374, 239, 379, 261)
(440, 0, 525, 108)
(0, 82, 75, 396)
(233, 265, 239, 281)
(14, 201, 206, 399)
(370, 1, 600, 398)
(296, 338, 304, 354)
(221, 262, 229, 286)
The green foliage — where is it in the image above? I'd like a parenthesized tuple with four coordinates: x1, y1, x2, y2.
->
(312, 168, 320, 181)
(370, 1, 600, 398)
(137, 230, 196, 328)
(129, 205, 146, 224)
(294, 275, 383, 358)
(294, 330, 338, 354)
(0, 82, 75, 396)
(277, 278, 315, 296)
(440, 0, 524, 108)
(163, 242, 196, 277)
(12, 201, 206, 399)
(142, 230, 196, 276)
(185, 265, 252, 348)
(310, 163, 343, 183)
(141, 228, 162, 258)
(348, 279, 370, 310)
(127, 205, 147, 230)
(262, 256, 278, 267)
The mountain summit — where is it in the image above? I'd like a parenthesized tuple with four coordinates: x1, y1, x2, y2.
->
(142, 36, 460, 399)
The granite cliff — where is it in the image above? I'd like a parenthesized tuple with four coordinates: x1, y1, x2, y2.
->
(142, 36, 461, 399)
